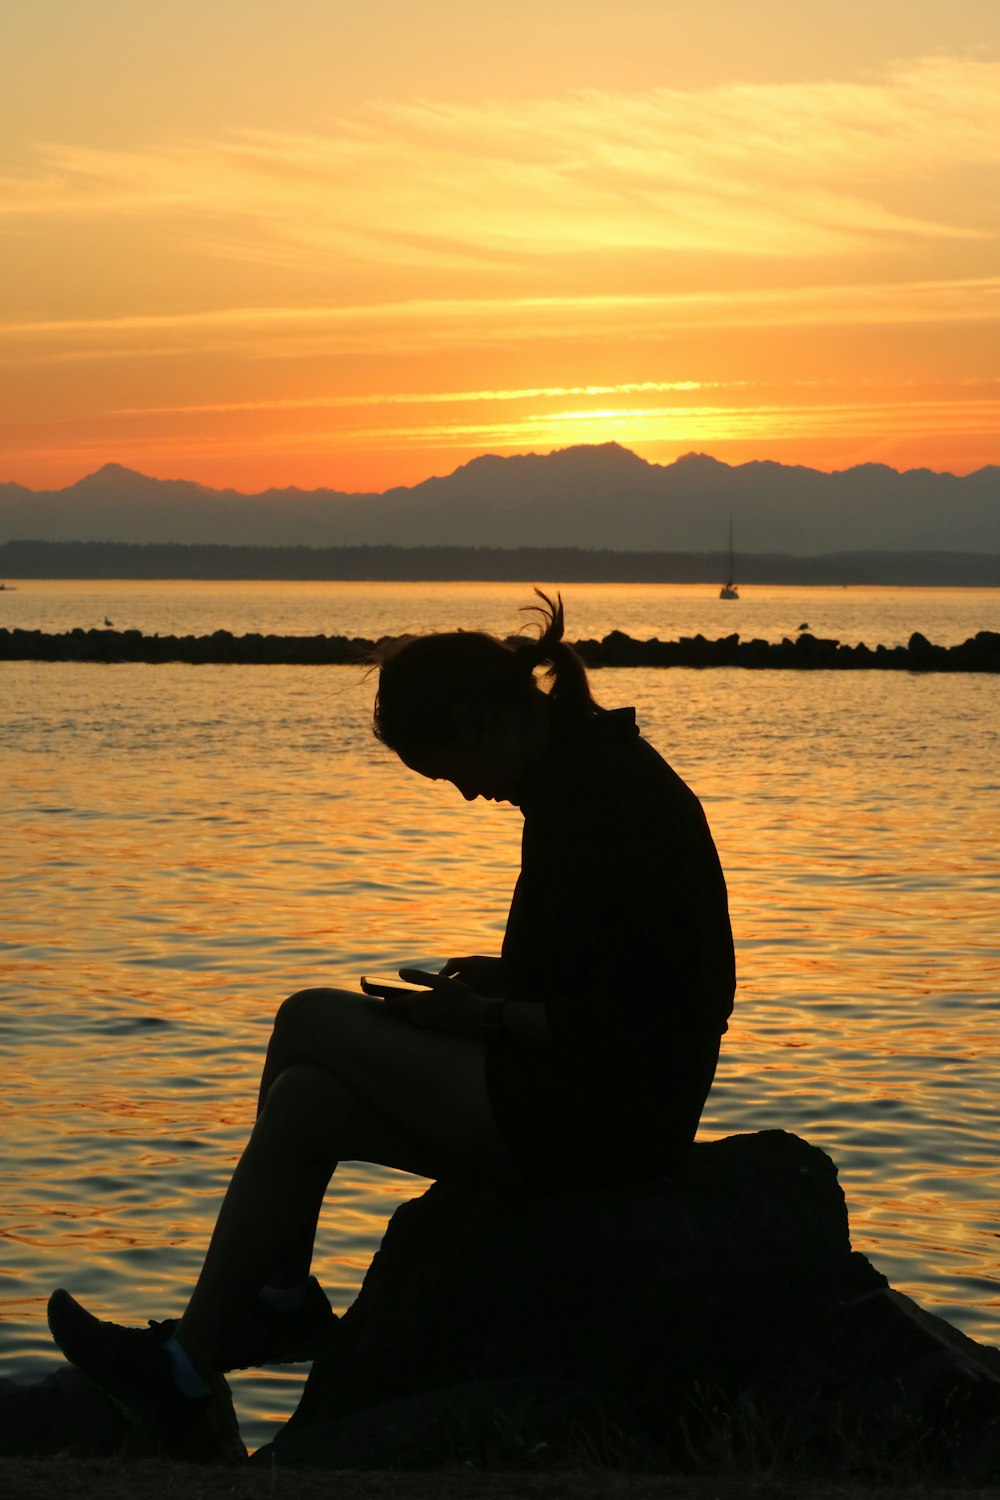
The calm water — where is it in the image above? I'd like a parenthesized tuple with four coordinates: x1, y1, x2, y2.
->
(3, 577, 999, 647)
(1, 582, 998, 1452)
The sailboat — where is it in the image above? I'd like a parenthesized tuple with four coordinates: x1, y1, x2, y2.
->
(719, 517, 739, 600)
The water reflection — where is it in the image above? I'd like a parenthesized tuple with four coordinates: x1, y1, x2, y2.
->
(0, 655, 997, 1450)
(4, 577, 999, 647)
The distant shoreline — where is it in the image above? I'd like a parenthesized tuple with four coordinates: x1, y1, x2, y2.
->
(1, 540, 999, 587)
(3, 626, 998, 672)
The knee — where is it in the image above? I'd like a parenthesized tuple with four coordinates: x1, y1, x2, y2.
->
(274, 987, 318, 1035)
(260, 1059, 323, 1110)
(259, 1060, 311, 1114)
(271, 987, 339, 1048)
(257, 1062, 355, 1152)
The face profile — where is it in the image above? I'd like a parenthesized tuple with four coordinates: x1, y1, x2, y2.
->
(401, 697, 552, 804)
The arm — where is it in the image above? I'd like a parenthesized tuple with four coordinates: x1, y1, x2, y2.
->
(511, 776, 713, 1051)
(441, 956, 555, 1049)
(494, 998, 554, 1050)
(381, 967, 554, 1051)
(439, 954, 508, 997)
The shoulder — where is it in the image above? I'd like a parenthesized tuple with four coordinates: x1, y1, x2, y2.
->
(528, 707, 700, 826)
(572, 708, 691, 798)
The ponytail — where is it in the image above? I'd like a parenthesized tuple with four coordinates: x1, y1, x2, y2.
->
(512, 590, 603, 727)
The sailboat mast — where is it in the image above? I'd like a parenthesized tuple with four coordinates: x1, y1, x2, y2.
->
(719, 515, 739, 598)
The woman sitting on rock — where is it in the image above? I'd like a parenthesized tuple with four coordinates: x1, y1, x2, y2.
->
(48, 592, 736, 1461)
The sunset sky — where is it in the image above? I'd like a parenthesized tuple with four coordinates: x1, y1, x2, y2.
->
(2, 0, 999, 492)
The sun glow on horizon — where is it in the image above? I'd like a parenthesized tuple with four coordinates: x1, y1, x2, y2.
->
(2, 6, 999, 493)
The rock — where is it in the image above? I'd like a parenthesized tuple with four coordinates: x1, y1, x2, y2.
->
(951, 630, 1000, 671)
(751, 1285, 1000, 1481)
(0, 1366, 131, 1458)
(259, 1130, 1000, 1477)
(2, 627, 998, 670)
(5, 1131, 999, 1474)
(256, 1376, 637, 1470)
(794, 632, 840, 664)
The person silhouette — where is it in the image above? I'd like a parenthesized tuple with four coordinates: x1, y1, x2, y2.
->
(48, 591, 735, 1461)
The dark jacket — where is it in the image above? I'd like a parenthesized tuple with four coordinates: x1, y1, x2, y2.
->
(502, 706, 735, 1056)
(485, 706, 734, 1183)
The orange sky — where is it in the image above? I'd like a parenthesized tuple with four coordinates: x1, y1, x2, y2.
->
(2, 1, 999, 492)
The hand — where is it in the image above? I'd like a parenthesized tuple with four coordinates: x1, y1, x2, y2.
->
(439, 955, 506, 997)
(385, 968, 489, 1038)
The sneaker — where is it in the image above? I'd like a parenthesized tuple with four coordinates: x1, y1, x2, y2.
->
(47, 1290, 247, 1464)
(157, 1275, 340, 1372)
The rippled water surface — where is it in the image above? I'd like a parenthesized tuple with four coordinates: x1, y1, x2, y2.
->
(1, 583, 998, 1451)
(4, 576, 999, 646)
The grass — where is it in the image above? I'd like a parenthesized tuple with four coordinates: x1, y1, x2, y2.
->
(1, 1457, 994, 1500)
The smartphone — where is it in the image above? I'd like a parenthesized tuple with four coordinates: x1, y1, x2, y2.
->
(360, 975, 431, 1000)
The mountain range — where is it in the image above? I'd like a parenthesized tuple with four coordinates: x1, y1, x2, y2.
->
(1, 445, 997, 554)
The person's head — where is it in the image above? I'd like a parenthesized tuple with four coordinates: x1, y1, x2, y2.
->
(372, 592, 602, 803)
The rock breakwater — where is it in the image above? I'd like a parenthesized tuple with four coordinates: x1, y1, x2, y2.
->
(1, 626, 998, 671)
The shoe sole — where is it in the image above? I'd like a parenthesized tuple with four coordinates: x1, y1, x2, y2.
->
(224, 1332, 339, 1370)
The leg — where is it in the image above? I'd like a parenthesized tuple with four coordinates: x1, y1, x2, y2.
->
(177, 989, 519, 1374)
(255, 985, 521, 1282)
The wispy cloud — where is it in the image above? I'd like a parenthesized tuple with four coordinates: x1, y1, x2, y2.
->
(4, 277, 999, 362)
(267, 399, 1000, 451)
(4, 53, 998, 485)
(6, 396, 997, 478)
(3, 55, 998, 271)
(112, 379, 744, 416)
